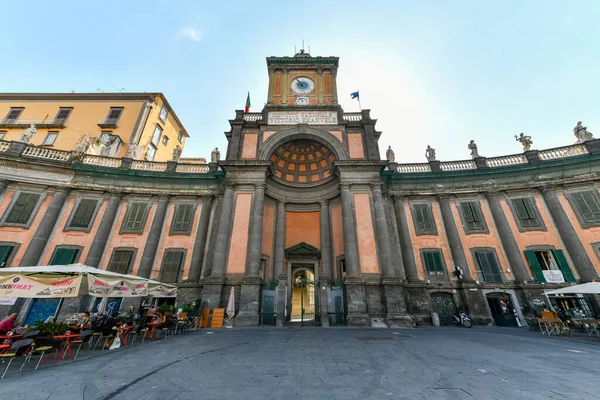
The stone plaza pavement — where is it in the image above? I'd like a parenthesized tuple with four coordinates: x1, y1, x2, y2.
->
(2, 327, 600, 400)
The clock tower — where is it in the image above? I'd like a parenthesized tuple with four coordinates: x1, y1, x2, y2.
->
(266, 50, 339, 106)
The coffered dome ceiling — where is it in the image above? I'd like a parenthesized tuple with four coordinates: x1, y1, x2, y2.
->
(269, 139, 335, 184)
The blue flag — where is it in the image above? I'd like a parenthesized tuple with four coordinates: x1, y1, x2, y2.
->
(350, 91, 360, 99)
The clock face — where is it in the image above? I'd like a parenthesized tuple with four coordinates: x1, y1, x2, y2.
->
(291, 77, 315, 94)
(295, 97, 309, 105)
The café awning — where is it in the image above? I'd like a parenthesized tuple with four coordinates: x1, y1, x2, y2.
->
(544, 282, 600, 295)
(0, 263, 177, 299)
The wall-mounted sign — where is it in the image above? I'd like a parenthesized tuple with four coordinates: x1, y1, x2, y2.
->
(543, 270, 565, 283)
(267, 111, 338, 125)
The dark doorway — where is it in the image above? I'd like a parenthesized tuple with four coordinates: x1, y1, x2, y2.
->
(486, 292, 518, 327)
(430, 292, 456, 325)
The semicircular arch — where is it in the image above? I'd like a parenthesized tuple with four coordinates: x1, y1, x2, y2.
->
(259, 126, 348, 161)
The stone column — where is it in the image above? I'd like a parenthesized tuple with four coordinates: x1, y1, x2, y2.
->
(85, 193, 122, 267)
(437, 195, 473, 281)
(541, 187, 598, 281)
(187, 196, 213, 282)
(237, 184, 266, 327)
(319, 200, 332, 327)
(330, 70, 338, 104)
(340, 184, 368, 326)
(203, 185, 235, 309)
(274, 200, 286, 327)
(371, 185, 394, 278)
(267, 67, 275, 103)
(386, 197, 406, 280)
(484, 192, 531, 283)
(393, 196, 419, 282)
(137, 196, 169, 279)
(317, 68, 324, 104)
(281, 68, 289, 104)
(0, 180, 8, 196)
(20, 188, 69, 267)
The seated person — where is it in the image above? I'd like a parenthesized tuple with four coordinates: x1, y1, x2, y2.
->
(153, 312, 166, 325)
(0, 313, 20, 335)
(71, 312, 90, 331)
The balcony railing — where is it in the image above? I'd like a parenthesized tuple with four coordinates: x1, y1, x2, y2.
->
(485, 154, 528, 168)
(82, 155, 121, 168)
(243, 113, 262, 122)
(475, 270, 505, 284)
(0, 118, 68, 128)
(97, 118, 120, 128)
(176, 163, 210, 173)
(538, 144, 588, 160)
(440, 160, 477, 171)
(396, 163, 432, 173)
(22, 146, 71, 161)
(130, 160, 168, 172)
(342, 112, 362, 122)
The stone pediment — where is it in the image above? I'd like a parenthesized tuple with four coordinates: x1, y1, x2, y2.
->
(285, 242, 321, 259)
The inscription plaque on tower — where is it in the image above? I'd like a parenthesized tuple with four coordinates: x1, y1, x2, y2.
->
(267, 111, 338, 125)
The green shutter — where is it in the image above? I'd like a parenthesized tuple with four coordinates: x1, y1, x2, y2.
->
(573, 191, 600, 223)
(123, 203, 147, 232)
(6, 193, 41, 224)
(70, 199, 98, 228)
(0, 246, 13, 267)
(524, 250, 546, 282)
(173, 204, 193, 233)
(460, 202, 475, 223)
(552, 250, 576, 282)
(50, 248, 78, 265)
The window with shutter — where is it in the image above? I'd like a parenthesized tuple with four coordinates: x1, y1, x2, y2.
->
(422, 250, 446, 282)
(55, 108, 72, 122)
(4, 192, 42, 225)
(571, 191, 600, 225)
(475, 251, 503, 283)
(413, 204, 436, 234)
(68, 199, 99, 229)
(121, 202, 148, 233)
(171, 204, 194, 234)
(459, 201, 486, 232)
(107, 108, 123, 120)
(511, 198, 541, 229)
(161, 250, 184, 283)
(0, 245, 15, 268)
(552, 250, 576, 282)
(50, 248, 79, 265)
(4, 108, 23, 121)
(108, 250, 134, 274)
(525, 250, 546, 282)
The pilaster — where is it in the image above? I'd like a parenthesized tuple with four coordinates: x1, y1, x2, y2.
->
(188, 195, 214, 282)
(137, 196, 169, 278)
(437, 194, 473, 281)
(85, 192, 122, 267)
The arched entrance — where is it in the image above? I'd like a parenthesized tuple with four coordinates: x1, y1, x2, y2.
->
(284, 242, 321, 326)
(291, 268, 315, 324)
(430, 292, 457, 325)
(486, 292, 518, 327)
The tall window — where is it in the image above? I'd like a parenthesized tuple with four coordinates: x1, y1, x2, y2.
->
(4, 108, 23, 122)
(177, 131, 184, 143)
(0, 245, 16, 268)
(569, 190, 600, 226)
(412, 203, 437, 234)
(68, 199, 99, 229)
(459, 201, 486, 232)
(108, 250, 134, 274)
(160, 250, 184, 283)
(510, 198, 541, 228)
(50, 247, 79, 265)
(159, 106, 168, 123)
(106, 108, 123, 121)
(121, 202, 148, 233)
(55, 108, 72, 122)
(3, 192, 41, 225)
(42, 132, 58, 145)
(151, 125, 162, 147)
(146, 145, 156, 161)
(524, 249, 576, 283)
(422, 250, 446, 282)
(170, 204, 194, 234)
(474, 251, 503, 283)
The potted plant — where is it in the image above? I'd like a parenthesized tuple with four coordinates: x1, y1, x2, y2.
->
(34, 320, 69, 338)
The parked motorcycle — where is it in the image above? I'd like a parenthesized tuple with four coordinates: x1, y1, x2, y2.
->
(452, 309, 473, 328)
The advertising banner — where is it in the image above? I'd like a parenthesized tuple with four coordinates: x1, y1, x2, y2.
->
(0, 274, 81, 298)
(87, 274, 148, 297)
(542, 270, 565, 284)
(149, 284, 178, 298)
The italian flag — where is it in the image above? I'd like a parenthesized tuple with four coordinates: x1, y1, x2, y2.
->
(245, 92, 251, 113)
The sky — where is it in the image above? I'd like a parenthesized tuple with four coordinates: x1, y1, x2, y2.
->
(1, 1, 599, 162)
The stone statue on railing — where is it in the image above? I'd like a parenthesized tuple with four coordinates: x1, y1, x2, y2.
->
(574, 121, 594, 143)
(71, 134, 96, 162)
(386, 145, 395, 162)
(515, 133, 533, 152)
(211, 147, 220, 163)
(425, 145, 436, 162)
(17, 124, 36, 144)
(172, 145, 182, 162)
(468, 140, 480, 159)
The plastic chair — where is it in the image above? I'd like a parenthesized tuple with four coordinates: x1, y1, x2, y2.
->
(1, 339, 33, 379)
(21, 338, 61, 371)
(71, 330, 94, 359)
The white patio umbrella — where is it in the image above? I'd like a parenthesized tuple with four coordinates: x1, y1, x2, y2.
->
(97, 297, 108, 314)
(226, 287, 235, 321)
(544, 282, 600, 295)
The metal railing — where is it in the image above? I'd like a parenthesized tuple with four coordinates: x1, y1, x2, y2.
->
(485, 154, 528, 167)
(0, 118, 68, 127)
(538, 144, 589, 160)
(243, 113, 262, 122)
(440, 160, 477, 171)
(342, 112, 362, 122)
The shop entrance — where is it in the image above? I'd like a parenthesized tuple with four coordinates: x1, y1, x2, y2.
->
(430, 292, 457, 325)
(486, 292, 518, 327)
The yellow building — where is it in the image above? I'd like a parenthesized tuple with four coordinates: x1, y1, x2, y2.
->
(0, 93, 189, 161)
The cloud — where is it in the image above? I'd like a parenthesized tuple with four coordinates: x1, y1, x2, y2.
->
(180, 28, 202, 42)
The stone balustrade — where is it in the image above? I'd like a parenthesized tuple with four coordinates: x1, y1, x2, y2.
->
(538, 144, 588, 160)
(22, 146, 71, 161)
(130, 160, 168, 172)
(243, 113, 263, 122)
(485, 154, 528, 167)
(396, 163, 432, 173)
(175, 163, 210, 173)
(440, 160, 477, 171)
(342, 112, 362, 122)
(82, 155, 121, 168)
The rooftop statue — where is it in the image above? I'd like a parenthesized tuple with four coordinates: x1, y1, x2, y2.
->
(468, 140, 479, 159)
(425, 145, 436, 162)
(515, 133, 533, 152)
(574, 121, 594, 143)
(17, 124, 36, 144)
(71, 134, 95, 161)
(386, 145, 395, 163)
(211, 147, 220, 163)
(172, 145, 182, 162)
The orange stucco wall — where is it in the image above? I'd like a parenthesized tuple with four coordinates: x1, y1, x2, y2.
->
(241, 133, 258, 159)
(261, 205, 275, 278)
(103, 201, 156, 275)
(285, 211, 320, 249)
(331, 205, 344, 279)
(263, 131, 276, 143)
(328, 130, 343, 143)
(226, 193, 252, 274)
(500, 194, 566, 279)
(151, 202, 201, 280)
(0, 189, 52, 267)
(557, 190, 600, 274)
(353, 194, 379, 274)
(347, 134, 365, 159)
(452, 199, 511, 280)
(39, 196, 108, 265)
(406, 201, 453, 280)
(324, 72, 331, 95)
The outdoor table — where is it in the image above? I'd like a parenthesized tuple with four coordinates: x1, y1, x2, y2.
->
(113, 326, 133, 347)
(0, 334, 24, 353)
(52, 333, 80, 361)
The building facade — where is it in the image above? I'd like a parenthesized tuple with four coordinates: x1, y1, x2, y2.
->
(0, 93, 189, 162)
(1, 52, 600, 327)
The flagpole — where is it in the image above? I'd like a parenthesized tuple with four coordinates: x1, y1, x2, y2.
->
(358, 97, 362, 111)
